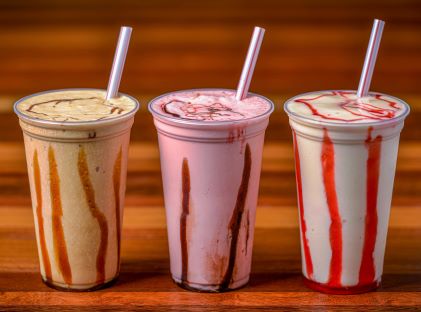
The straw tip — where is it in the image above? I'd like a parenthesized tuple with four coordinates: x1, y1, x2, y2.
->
(121, 26, 133, 34)
(254, 26, 266, 32)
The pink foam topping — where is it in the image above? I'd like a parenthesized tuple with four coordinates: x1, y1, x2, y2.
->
(151, 90, 272, 121)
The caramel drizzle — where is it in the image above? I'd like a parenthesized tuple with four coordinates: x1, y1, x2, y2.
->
(48, 146, 72, 284)
(24, 97, 126, 121)
(33, 150, 52, 280)
(77, 147, 109, 284)
(180, 158, 191, 283)
(220, 143, 252, 289)
(113, 147, 123, 266)
(111, 107, 124, 114)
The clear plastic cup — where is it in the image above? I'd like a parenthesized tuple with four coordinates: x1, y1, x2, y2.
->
(284, 90, 410, 294)
(14, 88, 139, 291)
(149, 89, 274, 292)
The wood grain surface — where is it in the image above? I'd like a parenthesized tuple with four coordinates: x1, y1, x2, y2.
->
(0, 0, 420, 311)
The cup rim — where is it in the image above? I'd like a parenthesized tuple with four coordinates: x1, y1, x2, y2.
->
(283, 89, 410, 128)
(148, 88, 275, 127)
(13, 88, 140, 128)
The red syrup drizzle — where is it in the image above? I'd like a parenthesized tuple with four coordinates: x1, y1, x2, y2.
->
(296, 91, 389, 291)
(292, 130, 314, 279)
(294, 91, 401, 122)
(321, 129, 343, 287)
(303, 277, 379, 295)
(359, 127, 382, 286)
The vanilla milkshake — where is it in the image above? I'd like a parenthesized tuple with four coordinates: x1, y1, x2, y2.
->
(284, 90, 410, 294)
(14, 89, 139, 291)
(149, 89, 273, 292)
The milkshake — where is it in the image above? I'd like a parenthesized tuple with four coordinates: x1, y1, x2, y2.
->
(284, 90, 410, 294)
(149, 89, 273, 292)
(14, 89, 139, 291)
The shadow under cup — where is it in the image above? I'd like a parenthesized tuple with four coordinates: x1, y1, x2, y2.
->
(284, 91, 410, 294)
(149, 89, 274, 292)
(14, 89, 139, 291)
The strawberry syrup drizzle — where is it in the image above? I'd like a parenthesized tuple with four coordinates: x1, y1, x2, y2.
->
(316, 126, 381, 290)
(293, 131, 314, 278)
(321, 129, 343, 287)
(359, 127, 382, 286)
(296, 92, 389, 290)
(294, 91, 400, 122)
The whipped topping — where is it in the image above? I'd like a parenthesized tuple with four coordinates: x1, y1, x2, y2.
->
(16, 89, 137, 122)
(285, 90, 407, 123)
(151, 90, 272, 121)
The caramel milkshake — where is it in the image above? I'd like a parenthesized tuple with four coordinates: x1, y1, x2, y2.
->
(149, 89, 274, 292)
(284, 90, 410, 294)
(14, 89, 139, 291)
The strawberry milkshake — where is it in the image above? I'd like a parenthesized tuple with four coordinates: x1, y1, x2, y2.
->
(149, 89, 274, 292)
(284, 90, 410, 294)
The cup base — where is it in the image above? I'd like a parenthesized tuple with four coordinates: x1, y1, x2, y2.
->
(42, 275, 118, 292)
(303, 276, 380, 294)
(172, 275, 249, 293)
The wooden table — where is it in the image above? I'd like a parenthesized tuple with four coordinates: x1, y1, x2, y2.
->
(0, 0, 420, 311)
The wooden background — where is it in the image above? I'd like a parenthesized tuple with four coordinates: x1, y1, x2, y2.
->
(0, 0, 420, 311)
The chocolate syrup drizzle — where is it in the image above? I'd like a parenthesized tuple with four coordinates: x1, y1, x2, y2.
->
(178, 145, 251, 291)
(294, 91, 402, 122)
(24, 97, 126, 121)
(180, 158, 191, 283)
(219, 143, 252, 290)
(162, 100, 245, 121)
(244, 210, 250, 256)
(27, 97, 97, 111)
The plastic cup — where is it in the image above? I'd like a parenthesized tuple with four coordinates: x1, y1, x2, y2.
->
(149, 88, 274, 292)
(14, 88, 139, 291)
(284, 90, 410, 294)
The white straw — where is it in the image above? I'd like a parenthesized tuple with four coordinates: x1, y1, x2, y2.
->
(235, 26, 265, 101)
(106, 26, 133, 100)
(357, 19, 385, 98)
